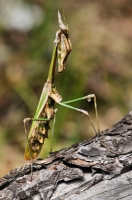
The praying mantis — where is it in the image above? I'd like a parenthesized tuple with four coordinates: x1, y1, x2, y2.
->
(24, 11, 100, 161)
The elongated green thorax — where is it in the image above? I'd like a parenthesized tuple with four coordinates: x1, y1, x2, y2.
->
(47, 46, 57, 82)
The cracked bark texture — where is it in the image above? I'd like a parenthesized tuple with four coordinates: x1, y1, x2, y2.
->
(0, 111, 132, 200)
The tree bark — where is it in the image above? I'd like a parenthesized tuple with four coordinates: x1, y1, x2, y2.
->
(0, 111, 132, 200)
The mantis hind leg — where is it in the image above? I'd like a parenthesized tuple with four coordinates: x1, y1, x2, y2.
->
(23, 118, 33, 181)
(60, 95, 117, 154)
(60, 94, 100, 135)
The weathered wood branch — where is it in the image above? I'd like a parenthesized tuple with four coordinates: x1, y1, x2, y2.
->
(0, 111, 132, 200)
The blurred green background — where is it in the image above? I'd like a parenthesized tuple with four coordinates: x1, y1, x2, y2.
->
(0, 0, 132, 177)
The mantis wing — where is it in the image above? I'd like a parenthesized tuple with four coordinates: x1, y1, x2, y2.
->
(24, 82, 51, 160)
